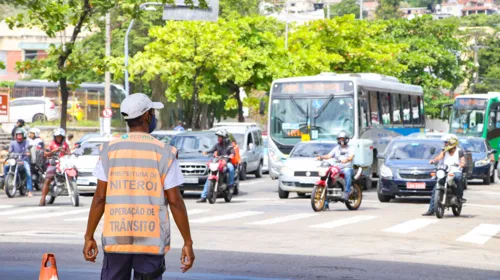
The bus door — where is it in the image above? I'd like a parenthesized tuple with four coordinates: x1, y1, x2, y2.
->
(486, 102, 500, 162)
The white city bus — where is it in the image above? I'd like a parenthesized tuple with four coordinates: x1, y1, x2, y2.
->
(266, 73, 425, 185)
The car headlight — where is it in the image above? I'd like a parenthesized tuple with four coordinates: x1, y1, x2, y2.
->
(280, 166, 294, 177)
(436, 169, 446, 179)
(380, 164, 393, 178)
(474, 159, 490, 167)
(7, 159, 16, 166)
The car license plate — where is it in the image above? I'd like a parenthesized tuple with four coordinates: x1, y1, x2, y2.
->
(300, 177, 317, 184)
(77, 178, 89, 185)
(184, 177, 199, 184)
(407, 182, 426, 189)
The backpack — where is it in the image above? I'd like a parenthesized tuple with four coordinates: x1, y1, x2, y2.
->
(232, 142, 241, 166)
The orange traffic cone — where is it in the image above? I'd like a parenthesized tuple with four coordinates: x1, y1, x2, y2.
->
(39, 253, 59, 280)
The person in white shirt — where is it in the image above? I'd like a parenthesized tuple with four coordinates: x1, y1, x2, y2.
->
(317, 131, 355, 203)
(423, 134, 466, 216)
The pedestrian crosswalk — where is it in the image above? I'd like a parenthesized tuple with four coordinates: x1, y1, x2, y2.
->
(1, 204, 499, 246)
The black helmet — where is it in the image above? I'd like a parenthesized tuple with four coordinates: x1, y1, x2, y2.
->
(215, 129, 228, 139)
(337, 131, 350, 145)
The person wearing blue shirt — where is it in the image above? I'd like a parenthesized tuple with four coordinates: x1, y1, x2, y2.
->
(174, 121, 185, 131)
(5, 128, 33, 197)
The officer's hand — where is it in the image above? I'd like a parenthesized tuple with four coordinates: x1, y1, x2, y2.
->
(83, 238, 98, 263)
(180, 243, 195, 273)
(341, 159, 348, 164)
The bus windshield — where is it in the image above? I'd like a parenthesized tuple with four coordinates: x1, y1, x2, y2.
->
(450, 98, 487, 136)
(270, 96, 354, 146)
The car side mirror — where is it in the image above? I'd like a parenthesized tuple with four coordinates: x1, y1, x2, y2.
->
(490, 149, 497, 154)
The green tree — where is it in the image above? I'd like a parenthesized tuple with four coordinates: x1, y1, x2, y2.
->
(475, 35, 500, 93)
(376, 0, 401, 20)
(0, 61, 4, 70)
(382, 16, 467, 117)
(2, 0, 207, 130)
(219, 0, 261, 18)
(327, 0, 366, 19)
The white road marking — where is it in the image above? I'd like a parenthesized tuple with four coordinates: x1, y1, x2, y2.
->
(15, 209, 89, 220)
(383, 219, 438, 234)
(0, 230, 83, 238)
(65, 208, 211, 222)
(190, 211, 263, 224)
(309, 215, 377, 229)
(187, 209, 211, 215)
(239, 180, 262, 186)
(467, 191, 500, 195)
(466, 204, 500, 209)
(247, 213, 318, 225)
(0, 206, 61, 216)
(64, 217, 88, 221)
(0, 205, 14, 210)
(457, 224, 500, 245)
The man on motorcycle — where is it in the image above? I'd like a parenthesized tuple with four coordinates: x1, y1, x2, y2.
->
(4, 128, 33, 197)
(317, 131, 355, 202)
(39, 128, 71, 206)
(197, 129, 235, 203)
(423, 134, 466, 216)
(28, 128, 44, 148)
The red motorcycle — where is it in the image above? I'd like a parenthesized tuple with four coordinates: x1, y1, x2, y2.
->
(311, 159, 363, 212)
(206, 155, 239, 204)
(46, 154, 80, 207)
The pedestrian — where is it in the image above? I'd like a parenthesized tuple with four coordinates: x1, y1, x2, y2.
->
(83, 93, 195, 279)
(11, 119, 25, 139)
(174, 121, 185, 131)
(66, 133, 74, 151)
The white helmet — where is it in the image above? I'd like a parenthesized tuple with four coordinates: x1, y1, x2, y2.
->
(29, 128, 41, 138)
(53, 128, 66, 137)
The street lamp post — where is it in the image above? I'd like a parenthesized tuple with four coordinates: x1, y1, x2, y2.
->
(285, 1, 289, 50)
(124, 2, 164, 97)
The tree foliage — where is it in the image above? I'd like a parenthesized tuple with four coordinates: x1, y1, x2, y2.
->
(376, 0, 402, 20)
(327, 0, 366, 19)
(475, 35, 500, 93)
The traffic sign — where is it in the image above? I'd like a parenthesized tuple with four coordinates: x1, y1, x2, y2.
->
(102, 108, 113, 118)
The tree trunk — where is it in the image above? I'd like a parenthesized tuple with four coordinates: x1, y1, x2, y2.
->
(191, 69, 200, 130)
(234, 87, 245, 123)
(200, 104, 208, 129)
(150, 75, 170, 129)
(59, 78, 69, 131)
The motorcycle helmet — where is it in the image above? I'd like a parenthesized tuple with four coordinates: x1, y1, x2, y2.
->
(29, 128, 41, 138)
(443, 134, 458, 152)
(14, 128, 27, 141)
(336, 131, 350, 146)
(215, 129, 228, 139)
(53, 128, 66, 142)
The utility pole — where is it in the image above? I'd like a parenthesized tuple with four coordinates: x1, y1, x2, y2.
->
(285, 1, 289, 50)
(104, 12, 112, 135)
(327, 4, 330, 19)
(360, 0, 363, 19)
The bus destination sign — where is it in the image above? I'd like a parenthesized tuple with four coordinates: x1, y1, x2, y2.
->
(273, 81, 353, 95)
(455, 98, 487, 109)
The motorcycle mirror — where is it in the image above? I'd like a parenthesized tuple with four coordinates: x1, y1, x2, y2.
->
(490, 149, 497, 154)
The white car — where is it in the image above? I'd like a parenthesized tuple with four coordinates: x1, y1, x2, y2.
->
(74, 137, 111, 193)
(278, 141, 337, 199)
(9, 97, 60, 123)
(151, 130, 182, 144)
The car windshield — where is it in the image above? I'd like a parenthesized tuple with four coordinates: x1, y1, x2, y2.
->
(459, 139, 487, 153)
(171, 134, 216, 153)
(387, 141, 442, 160)
(78, 133, 100, 143)
(73, 141, 106, 156)
(290, 143, 336, 158)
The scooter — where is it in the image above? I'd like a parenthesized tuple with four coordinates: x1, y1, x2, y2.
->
(205, 155, 239, 204)
(311, 159, 364, 212)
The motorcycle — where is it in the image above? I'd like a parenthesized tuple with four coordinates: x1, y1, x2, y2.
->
(4, 152, 29, 198)
(311, 159, 364, 212)
(434, 163, 463, 219)
(206, 155, 239, 204)
(45, 154, 80, 207)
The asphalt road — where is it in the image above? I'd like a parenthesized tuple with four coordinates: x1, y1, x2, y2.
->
(0, 175, 499, 279)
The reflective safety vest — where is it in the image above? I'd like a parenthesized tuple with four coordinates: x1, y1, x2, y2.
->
(99, 132, 176, 255)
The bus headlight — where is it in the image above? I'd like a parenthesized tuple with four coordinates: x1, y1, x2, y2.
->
(269, 148, 280, 162)
(380, 164, 393, 178)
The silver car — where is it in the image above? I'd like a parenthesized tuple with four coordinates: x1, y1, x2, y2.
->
(278, 141, 336, 199)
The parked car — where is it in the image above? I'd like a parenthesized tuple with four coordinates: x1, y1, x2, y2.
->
(74, 138, 110, 193)
(263, 135, 269, 173)
(9, 97, 60, 123)
(377, 136, 472, 203)
(459, 137, 496, 185)
(211, 125, 264, 180)
(278, 141, 336, 199)
(151, 130, 182, 144)
(170, 131, 218, 194)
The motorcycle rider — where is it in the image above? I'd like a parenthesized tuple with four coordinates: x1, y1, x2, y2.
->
(39, 128, 71, 206)
(4, 128, 33, 197)
(28, 128, 44, 148)
(423, 134, 466, 216)
(317, 131, 355, 203)
(197, 129, 235, 203)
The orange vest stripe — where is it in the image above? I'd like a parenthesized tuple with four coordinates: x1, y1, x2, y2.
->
(110, 149, 162, 161)
(104, 245, 169, 255)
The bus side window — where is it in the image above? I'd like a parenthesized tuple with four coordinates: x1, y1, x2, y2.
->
(380, 92, 391, 125)
(402, 95, 411, 125)
(369, 91, 380, 126)
(392, 93, 402, 125)
(411, 95, 421, 126)
(359, 99, 369, 131)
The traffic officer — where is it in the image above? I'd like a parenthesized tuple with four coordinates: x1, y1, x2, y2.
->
(83, 93, 195, 279)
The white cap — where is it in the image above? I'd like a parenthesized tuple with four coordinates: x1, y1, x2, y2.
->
(120, 93, 164, 120)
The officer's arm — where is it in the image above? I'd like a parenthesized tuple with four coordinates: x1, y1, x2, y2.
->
(166, 187, 193, 246)
(84, 180, 107, 241)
